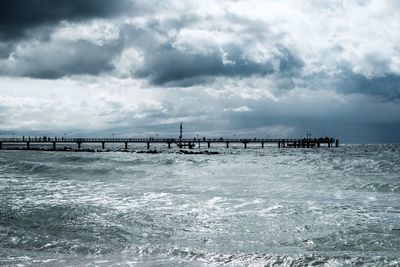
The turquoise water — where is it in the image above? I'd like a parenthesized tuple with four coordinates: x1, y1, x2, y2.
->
(1, 145, 399, 266)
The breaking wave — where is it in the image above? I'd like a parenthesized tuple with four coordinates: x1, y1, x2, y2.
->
(1, 145, 400, 266)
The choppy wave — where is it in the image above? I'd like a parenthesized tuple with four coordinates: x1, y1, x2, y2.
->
(357, 182, 400, 193)
(1, 145, 400, 266)
(2, 247, 399, 266)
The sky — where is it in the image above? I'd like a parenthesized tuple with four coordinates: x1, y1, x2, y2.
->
(0, 0, 399, 143)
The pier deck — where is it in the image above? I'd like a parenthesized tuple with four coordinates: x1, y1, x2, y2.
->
(0, 137, 339, 150)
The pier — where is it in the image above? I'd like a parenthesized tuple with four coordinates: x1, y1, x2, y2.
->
(0, 136, 339, 150)
(0, 124, 339, 151)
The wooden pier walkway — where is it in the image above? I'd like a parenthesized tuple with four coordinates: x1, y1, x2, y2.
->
(0, 137, 339, 150)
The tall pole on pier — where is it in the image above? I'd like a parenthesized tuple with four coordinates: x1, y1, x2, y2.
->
(179, 123, 183, 140)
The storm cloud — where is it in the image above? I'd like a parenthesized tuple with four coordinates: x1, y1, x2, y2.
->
(135, 44, 303, 86)
(0, 39, 121, 78)
(337, 72, 400, 100)
(1, 0, 400, 142)
(0, 0, 132, 40)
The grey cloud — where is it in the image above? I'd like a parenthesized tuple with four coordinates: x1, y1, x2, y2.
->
(0, 0, 306, 84)
(0, 105, 9, 123)
(215, 94, 400, 143)
(0, 0, 133, 40)
(0, 40, 122, 78)
(127, 14, 303, 86)
(0, 0, 398, 102)
(135, 43, 303, 86)
(337, 72, 400, 100)
(1, 20, 304, 83)
(0, 42, 14, 58)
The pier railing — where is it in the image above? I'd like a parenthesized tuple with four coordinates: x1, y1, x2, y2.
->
(0, 137, 336, 143)
(0, 136, 339, 150)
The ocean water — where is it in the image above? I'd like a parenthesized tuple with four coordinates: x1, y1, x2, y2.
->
(0, 145, 400, 266)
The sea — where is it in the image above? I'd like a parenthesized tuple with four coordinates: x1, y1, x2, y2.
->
(0, 144, 399, 266)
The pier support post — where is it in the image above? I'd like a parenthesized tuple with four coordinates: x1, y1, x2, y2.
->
(102, 142, 105, 149)
(147, 142, 150, 149)
(244, 142, 247, 149)
(53, 142, 56, 151)
(226, 142, 229, 148)
(168, 142, 171, 149)
(0, 142, 2, 150)
(278, 141, 281, 148)
(328, 142, 331, 148)
(335, 139, 339, 147)
(77, 142, 81, 150)
(125, 142, 128, 149)
(207, 142, 210, 148)
(27, 142, 30, 150)
(261, 142, 264, 148)
(317, 142, 320, 148)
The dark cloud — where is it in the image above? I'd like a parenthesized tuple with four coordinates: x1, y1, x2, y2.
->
(31, 41, 119, 79)
(337, 72, 400, 100)
(135, 43, 303, 86)
(1, 19, 304, 83)
(0, 39, 123, 79)
(214, 96, 400, 143)
(0, 42, 14, 58)
(0, 2, 303, 85)
(0, 0, 132, 40)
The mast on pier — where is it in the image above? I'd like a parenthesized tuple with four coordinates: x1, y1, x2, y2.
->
(179, 123, 183, 140)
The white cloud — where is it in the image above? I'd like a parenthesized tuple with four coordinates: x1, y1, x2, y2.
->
(53, 20, 120, 46)
(224, 106, 253, 112)
(113, 47, 145, 77)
